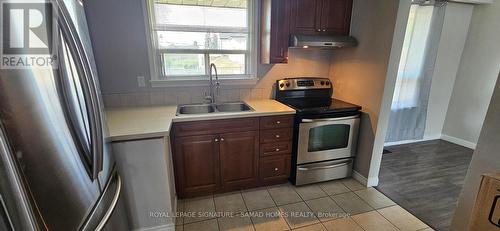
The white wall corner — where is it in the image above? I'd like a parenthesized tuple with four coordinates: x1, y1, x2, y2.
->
(441, 134, 477, 149)
(353, 170, 379, 187)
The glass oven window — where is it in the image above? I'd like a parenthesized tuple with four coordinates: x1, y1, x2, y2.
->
(308, 124, 350, 152)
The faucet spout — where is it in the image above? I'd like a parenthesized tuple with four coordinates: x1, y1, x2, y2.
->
(207, 63, 219, 104)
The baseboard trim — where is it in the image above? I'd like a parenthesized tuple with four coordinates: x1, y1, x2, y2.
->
(384, 134, 441, 147)
(441, 134, 477, 149)
(352, 170, 379, 187)
(133, 223, 175, 231)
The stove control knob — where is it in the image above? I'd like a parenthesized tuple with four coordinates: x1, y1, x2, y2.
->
(285, 82, 290, 87)
(326, 81, 330, 86)
(320, 81, 325, 85)
(279, 83, 284, 88)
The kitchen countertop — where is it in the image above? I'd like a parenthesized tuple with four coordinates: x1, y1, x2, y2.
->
(106, 99, 296, 142)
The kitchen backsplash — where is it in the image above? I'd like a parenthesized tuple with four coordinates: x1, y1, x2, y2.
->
(102, 87, 274, 108)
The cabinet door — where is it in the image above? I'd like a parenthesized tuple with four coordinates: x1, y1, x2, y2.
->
(262, 0, 290, 63)
(173, 135, 220, 197)
(289, 0, 322, 35)
(320, 0, 353, 35)
(219, 131, 259, 191)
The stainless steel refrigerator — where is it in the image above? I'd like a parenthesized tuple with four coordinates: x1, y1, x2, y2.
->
(0, 0, 129, 230)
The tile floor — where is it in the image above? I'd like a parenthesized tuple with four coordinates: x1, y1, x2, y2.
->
(175, 178, 432, 231)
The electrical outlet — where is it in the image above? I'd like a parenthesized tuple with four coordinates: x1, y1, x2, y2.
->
(137, 76, 146, 87)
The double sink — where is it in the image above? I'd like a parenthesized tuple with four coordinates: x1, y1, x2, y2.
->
(177, 102, 254, 115)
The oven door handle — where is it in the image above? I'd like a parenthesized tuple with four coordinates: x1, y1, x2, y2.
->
(301, 116, 359, 123)
(298, 160, 352, 171)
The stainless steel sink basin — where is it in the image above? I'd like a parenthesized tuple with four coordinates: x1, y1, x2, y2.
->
(216, 102, 254, 112)
(177, 104, 215, 115)
(177, 102, 254, 115)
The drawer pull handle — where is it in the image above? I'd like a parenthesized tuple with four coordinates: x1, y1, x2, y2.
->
(274, 168, 279, 171)
(275, 148, 280, 152)
(298, 161, 350, 171)
(220, 138, 225, 141)
(276, 121, 281, 124)
(275, 135, 280, 138)
(215, 138, 219, 142)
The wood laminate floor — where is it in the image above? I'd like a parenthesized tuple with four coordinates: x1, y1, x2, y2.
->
(376, 139, 473, 231)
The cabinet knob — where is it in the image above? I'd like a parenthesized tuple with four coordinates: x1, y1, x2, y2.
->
(275, 134, 280, 138)
(220, 138, 225, 141)
(317, 29, 321, 32)
(215, 138, 219, 142)
(276, 121, 281, 124)
(275, 148, 280, 152)
(274, 168, 279, 171)
(322, 29, 326, 32)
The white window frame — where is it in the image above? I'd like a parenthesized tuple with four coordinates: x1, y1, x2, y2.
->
(143, 0, 258, 87)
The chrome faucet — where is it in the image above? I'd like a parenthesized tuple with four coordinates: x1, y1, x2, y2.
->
(205, 63, 220, 104)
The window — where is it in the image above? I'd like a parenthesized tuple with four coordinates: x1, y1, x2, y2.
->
(146, 0, 256, 82)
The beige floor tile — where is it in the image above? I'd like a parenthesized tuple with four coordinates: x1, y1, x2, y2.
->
(418, 228, 435, 231)
(331, 192, 373, 215)
(378, 205, 428, 231)
(322, 217, 363, 231)
(318, 181, 351, 195)
(354, 188, 396, 209)
(268, 185, 303, 206)
(176, 225, 183, 231)
(340, 178, 365, 191)
(305, 197, 345, 222)
(184, 196, 217, 224)
(176, 199, 184, 225)
(293, 223, 326, 231)
(183, 218, 219, 231)
(242, 188, 276, 211)
(215, 193, 247, 214)
(351, 211, 398, 231)
(294, 185, 328, 200)
(218, 215, 254, 231)
(279, 202, 320, 229)
(250, 207, 290, 231)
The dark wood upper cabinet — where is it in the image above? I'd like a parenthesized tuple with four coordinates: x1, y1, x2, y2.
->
(261, 0, 353, 64)
(173, 135, 220, 197)
(290, 0, 353, 35)
(289, 0, 322, 35)
(261, 0, 290, 64)
(320, 0, 353, 34)
(219, 131, 259, 190)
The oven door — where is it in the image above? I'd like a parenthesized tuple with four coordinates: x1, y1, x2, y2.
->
(297, 116, 360, 164)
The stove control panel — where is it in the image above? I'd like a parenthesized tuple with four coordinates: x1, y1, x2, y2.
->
(277, 78, 331, 91)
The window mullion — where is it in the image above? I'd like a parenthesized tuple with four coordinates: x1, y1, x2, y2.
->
(204, 51, 210, 79)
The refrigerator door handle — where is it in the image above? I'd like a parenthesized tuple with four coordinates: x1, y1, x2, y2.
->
(58, 10, 103, 180)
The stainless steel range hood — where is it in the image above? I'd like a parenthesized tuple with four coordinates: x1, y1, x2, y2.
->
(289, 34, 358, 49)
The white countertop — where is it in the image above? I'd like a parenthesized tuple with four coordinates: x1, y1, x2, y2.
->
(105, 99, 295, 142)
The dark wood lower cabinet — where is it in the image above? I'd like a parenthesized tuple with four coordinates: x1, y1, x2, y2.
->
(259, 155, 291, 185)
(173, 135, 220, 197)
(172, 115, 294, 198)
(219, 131, 259, 191)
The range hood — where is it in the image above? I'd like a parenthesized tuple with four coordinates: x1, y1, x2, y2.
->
(289, 34, 358, 49)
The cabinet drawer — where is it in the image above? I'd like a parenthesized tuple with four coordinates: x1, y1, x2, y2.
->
(259, 155, 291, 184)
(173, 117, 259, 137)
(260, 128, 292, 143)
(260, 141, 292, 156)
(260, 115, 294, 130)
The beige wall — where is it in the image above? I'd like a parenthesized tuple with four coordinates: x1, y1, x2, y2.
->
(84, 0, 332, 107)
(328, 0, 400, 178)
(450, 72, 500, 231)
(442, 0, 500, 145)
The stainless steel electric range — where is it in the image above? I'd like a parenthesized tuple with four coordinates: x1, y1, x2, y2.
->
(275, 77, 362, 185)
